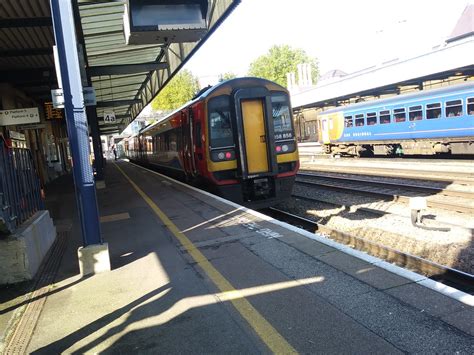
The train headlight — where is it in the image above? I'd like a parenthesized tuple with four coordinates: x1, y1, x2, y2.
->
(282, 144, 289, 152)
(218, 152, 225, 160)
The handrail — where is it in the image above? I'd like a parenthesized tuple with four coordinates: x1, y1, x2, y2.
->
(0, 137, 44, 236)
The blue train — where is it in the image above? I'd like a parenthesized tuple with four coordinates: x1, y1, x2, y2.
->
(316, 82, 474, 156)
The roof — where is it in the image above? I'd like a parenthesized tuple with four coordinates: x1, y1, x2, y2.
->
(291, 37, 474, 111)
(447, 4, 474, 43)
(0, 0, 240, 135)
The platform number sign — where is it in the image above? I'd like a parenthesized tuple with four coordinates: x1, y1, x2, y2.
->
(104, 111, 116, 124)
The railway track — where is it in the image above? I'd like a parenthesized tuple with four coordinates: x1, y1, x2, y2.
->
(290, 193, 473, 233)
(296, 172, 474, 214)
(299, 167, 474, 185)
(263, 207, 474, 295)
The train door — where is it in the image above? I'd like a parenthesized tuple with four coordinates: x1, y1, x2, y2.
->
(181, 109, 196, 177)
(241, 99, 269, 174)
(234, 87, 278, 179)
(320, 116, 331, 144)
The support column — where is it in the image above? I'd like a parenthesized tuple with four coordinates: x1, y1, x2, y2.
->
(87, 106, 104, 180)
(50, 0, 110, 275)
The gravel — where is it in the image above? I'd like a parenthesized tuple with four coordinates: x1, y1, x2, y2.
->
(275, 183, 474, 275)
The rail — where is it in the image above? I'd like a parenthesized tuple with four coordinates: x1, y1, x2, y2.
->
(0, 137, 44, 235)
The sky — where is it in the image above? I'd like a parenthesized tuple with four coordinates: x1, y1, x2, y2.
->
(184, 0, 471, 87)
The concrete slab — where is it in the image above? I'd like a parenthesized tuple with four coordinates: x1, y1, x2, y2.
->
(441, 308, 474, 337)
(316, 251, 413, 290)
(334, 290, 474, 353)
(279, 234, 335, 255)
(385, 283, 468, 318)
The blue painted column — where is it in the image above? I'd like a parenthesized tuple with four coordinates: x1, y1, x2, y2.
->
(50, 0, 102, 246)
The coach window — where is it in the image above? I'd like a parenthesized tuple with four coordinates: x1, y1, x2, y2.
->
(468, 98, 474, 115)
(271, 93, 294, 140)
(379, 110, 391, 124)
(409, 105, 423, 121)
(344, 115, 353, 127)
(445, 99, 463, 117)
(394, 108, 406, 122)
(367, 112, 377, 125)
(208, 95, 233, 148)
(426, 103, 441, 119)
(355, 113, 364, 126)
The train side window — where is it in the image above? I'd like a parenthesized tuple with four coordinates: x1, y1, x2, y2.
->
(445, 99, 463, 117)
(394, 108, 406, 122)
(409, 105, 423, 121)
(426, 103, 441, 119)
(379, 110, 391, 124)
(367, 112, 377, 125)
(344, 115, 353, 127)
(468, 98, 474, 115)
(355, 114, 364, 126)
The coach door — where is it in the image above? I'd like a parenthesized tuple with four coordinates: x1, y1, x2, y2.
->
(234, 88, 278, 179)
(241, 99, 269, 174)
(182, 109, 196, 177)
(321, 116, 331, 144)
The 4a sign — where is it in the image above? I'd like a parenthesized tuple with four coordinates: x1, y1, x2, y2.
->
(104, 112, 116, 124)
(0, 108, 40, 126)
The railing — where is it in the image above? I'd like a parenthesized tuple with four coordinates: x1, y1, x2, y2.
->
(0, 138, 44, 236)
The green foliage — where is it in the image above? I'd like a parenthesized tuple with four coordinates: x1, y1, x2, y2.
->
(218, 72, 237, 82)
(248, 45, 318, 87)
(151, 69, 199, 111)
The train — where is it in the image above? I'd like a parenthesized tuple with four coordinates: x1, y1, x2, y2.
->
(124, 77, 299, 208)
(314, 82, 474, 156)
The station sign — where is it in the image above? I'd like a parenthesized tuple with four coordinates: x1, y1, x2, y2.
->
(44, 102, 64, 120)
(51, 87, 97, 108)
(0, 107, 40, 126)
(104, 111, 116, 124)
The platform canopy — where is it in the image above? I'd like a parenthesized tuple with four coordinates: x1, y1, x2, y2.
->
(0, 0, 240, 134)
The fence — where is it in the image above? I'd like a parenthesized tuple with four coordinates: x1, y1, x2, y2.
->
(0, 138, 44, 235)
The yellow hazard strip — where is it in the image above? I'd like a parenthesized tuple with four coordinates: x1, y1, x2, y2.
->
(113, 163, 297, 354)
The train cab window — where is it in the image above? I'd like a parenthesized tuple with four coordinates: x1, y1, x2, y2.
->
(468, 98, 474, 115)
(367, 112, 377, 125)
(445, 99, 463, 117)
(409, 105, 423, 121)
(271, 94, 294, 140)
(344, 115, 353, 127)
(426, 103, 441, 119)
(394, 108, 406, 122)
(355, 114, 364, 126)
(379, 110, 391, 124)
(208, 95, 233, 148)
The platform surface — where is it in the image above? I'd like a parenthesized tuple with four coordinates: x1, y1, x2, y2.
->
(2, 160, 473, 353)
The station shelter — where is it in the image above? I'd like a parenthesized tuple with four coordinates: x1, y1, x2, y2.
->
(0, 0, 240, 284)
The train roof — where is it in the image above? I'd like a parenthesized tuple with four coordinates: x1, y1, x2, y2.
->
(321, 82, 474, 114)
(141, 77, 288, 135)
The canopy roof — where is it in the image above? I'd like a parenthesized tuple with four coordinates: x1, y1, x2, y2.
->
(0, 0, 240, 134)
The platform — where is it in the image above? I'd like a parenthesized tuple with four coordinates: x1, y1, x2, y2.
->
(1, 160, 473, 353)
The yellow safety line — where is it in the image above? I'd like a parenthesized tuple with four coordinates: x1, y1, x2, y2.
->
(113, 162, 297, 354)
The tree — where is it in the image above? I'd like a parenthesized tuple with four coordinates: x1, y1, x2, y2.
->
(248, 45, 318, 88)
(151, 69, 199, 111)
(218, 72, 237, 82)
